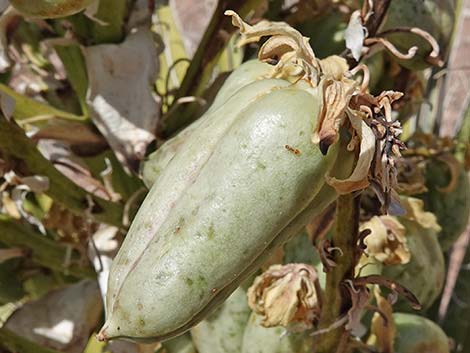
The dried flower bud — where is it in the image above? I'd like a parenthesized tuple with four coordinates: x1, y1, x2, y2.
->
(361, 215, 410, 265)
(247, 264, 321, 331)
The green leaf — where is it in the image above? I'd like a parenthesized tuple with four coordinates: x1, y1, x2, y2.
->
(0, 84, 84, 124)
(0, 115, 124, 226)
(54, 44, 89, 117)
(92, 0, 128, 44)
(0, 215, 95, 278)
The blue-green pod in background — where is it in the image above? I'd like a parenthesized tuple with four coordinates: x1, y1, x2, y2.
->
(241, 312, 313, 353)
(393, 313, 450, 353)
(382, 219, 444, 311)
(158, 333, 197, 353)
(190, 286, 251, 353)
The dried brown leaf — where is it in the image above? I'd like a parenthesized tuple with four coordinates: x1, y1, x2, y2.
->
(400, 196, 441, 232)
(369, 288, 396, 353)
(326, 112, 375, 193)
(312, 79, 356, 153)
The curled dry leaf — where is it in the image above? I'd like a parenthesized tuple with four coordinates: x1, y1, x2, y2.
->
(37, 140, 111, 200)
(396, 156, 428, 195)
(360, 215, 410, 266)
(400, 196, 441, 232)
(312, 78, 356, 153)
(225, 10, 320, 83)
(318, 56, 349, 81)
(435, 153, 461, 193)
(247, 263, 322, 331)
(354, 275, 422, 310)
(343, 279, 370, 333)
(84, 29, 160, 171)
(325, 112, 376, 193)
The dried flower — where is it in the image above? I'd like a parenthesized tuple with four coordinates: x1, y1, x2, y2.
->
(247, 263, 322, 331)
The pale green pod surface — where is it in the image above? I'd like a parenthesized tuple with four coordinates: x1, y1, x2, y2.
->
(380, 0, 455, 70)
(242, 313, 313, 353)
(141, 60, 272, 188)
(106, 77, 292, 316)
(189, 181, 342, 353)
(101, 82, 339, 341)
(209, 60, 272, 112)
(159, 333, 197, 353)
(10, 0, 95, 19)
(191, 287, 251, 353)
(393, 313, 450, 353)
(382, 220, 445, 311)
(141, 135, 190, 189)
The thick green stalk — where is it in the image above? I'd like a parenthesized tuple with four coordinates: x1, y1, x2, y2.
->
(54, 44, 89, 117)
(0, 116, 123, 227)
(0, 215, 95, 278)
(316, 194, 360, 353)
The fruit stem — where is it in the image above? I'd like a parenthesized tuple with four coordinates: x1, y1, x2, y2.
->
(315, 193, 361, 353)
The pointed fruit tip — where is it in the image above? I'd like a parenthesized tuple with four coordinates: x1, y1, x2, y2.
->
(96, 326, 108, 342)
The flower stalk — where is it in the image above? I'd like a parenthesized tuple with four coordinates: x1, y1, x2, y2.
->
(316, 193, 361, 353)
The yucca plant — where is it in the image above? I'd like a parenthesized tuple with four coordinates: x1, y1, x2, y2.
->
(0, 1, 468, 353)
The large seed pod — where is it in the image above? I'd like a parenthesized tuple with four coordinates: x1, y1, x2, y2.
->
(9, 0, 95, 19)
(241, 313, 313, 353)
(382, 219, 445, 311)
(141, 60, 273, 188)
(419, 160, 470, 251)
(100, 73, 341, 341)
(393, 313, 450, 353)
(379, 0, 455, 70)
